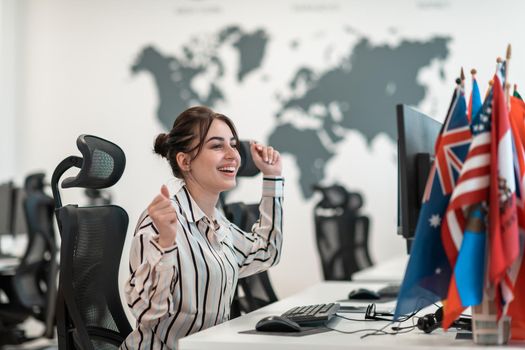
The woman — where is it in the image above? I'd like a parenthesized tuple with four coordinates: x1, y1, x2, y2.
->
(122, 106, 284, 349)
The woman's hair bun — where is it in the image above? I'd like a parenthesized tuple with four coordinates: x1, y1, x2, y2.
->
(153, 133, 170, 158)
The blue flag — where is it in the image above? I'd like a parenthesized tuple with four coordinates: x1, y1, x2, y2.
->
(394, 83, 471, 319)
(468, 75, 482, 122)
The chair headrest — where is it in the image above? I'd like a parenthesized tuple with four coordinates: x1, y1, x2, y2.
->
(313, 184, 364, 210)
(24, 173, 46, 192)
(237, 140, 260, 177)
(62, 135, 126, 189)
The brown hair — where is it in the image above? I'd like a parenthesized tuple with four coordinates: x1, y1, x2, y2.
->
(154, 106, 239, 178)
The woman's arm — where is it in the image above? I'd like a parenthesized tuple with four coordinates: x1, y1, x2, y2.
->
(124, 211, 179, 327)
(230, 176, 284, 278)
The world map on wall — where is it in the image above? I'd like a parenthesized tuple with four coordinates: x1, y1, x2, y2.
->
(131, 25, 450, 198)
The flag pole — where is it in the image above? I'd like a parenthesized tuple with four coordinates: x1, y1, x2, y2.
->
(485, 79, 494, 100)
(470, 68, 477, 95)
(505, 44, 512, 105)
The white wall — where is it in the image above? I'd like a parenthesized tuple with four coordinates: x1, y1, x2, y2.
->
(0, 0, 23, 183)
(8, 0, 525, 304)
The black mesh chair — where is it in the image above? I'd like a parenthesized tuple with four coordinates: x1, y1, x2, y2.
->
(222, 142, 279, 318)
(313, 184, 373, 280)
(51, 135, 132, 350)
(0, 173, 58, 346)
(223, 202, 279, 318)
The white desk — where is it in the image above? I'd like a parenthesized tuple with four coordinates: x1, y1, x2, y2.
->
(178, 281, 516, 350)
(352, 255, 408, 283)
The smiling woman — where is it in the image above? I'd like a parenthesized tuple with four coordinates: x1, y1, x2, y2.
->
(122, 106, 284, 350)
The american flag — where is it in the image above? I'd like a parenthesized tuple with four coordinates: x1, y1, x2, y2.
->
(441, 85, 492, 265)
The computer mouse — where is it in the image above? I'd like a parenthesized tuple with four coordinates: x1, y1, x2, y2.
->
(255, 315, 302, 332)
(348, 288, 381, 300)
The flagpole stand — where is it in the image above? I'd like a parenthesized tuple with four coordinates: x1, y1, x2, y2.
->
(472, 286, 511, 345)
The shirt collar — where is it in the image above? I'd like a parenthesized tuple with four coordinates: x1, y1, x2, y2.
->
(171, 178, 207, 223)
(170, 179, 227, 241)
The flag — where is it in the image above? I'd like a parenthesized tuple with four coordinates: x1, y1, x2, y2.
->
(515, 88, 523, 101)
(507, 87, 525, 339)
(509, 93, 525, 226)
(467, 75, 483, 123)
(394, 82, 471, 319)
(489, 69, 520, 317)
(442, 205, 487, 329)
(441, 84, 492, 328)
(510, 94, 525, 150)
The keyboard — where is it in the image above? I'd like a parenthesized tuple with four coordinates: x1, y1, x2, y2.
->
(281, 303, 340, 325)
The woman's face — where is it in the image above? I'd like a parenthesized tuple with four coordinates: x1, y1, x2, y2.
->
(187, 119, 241, 194)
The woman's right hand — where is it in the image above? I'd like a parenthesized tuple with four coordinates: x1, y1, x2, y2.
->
(148, 185, 178, 248)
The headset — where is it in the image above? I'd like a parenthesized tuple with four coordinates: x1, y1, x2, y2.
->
(416, 307, 472, 333)
(365, 304, 472, 334)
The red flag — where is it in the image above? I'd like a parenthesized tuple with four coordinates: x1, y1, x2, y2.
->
(507, 94, 525, 339)
(489, 74, 520, 317)
(508, 96, 525, 229)
(510, 96, 525, 150)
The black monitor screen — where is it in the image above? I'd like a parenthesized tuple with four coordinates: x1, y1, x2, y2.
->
(396, 104, 443, 253)
(0, 182, 15, 235)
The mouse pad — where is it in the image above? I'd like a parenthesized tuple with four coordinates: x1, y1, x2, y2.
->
(239, 326, 332, 337)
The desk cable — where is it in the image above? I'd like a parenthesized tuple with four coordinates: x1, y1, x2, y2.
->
(324, 307, 421, 338)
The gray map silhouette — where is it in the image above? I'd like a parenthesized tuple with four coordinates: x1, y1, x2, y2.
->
(271, 37, 450, 197)
(132, 25, 267, 129)
(131, 26, 450, 198)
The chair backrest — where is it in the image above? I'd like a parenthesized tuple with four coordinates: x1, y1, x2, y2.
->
(223, 202, 278, 318)
(313, 185, 373, 280)
(52, 135, 131, 350)
(13, 173, 58, 338)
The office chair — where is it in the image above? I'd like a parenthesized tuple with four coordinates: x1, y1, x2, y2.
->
(313, 184, 373, 280)
(221, 141, 279, 318)
(223, 202, 279, 318)
(0, 173, 58, 346)
(51, 135, 132, 349)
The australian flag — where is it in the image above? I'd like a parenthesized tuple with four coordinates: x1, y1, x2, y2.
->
(395, 81, 472, 319)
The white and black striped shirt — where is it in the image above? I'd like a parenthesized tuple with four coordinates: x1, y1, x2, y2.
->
(121, 176, 284, 350)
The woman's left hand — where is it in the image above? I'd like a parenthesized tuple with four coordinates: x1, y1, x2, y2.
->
(250, 141, 282, 176)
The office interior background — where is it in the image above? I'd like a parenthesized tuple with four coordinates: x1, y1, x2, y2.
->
(1, 0, 525, 311)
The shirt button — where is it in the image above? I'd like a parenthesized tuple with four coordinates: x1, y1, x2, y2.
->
(158, 262, 163, 266)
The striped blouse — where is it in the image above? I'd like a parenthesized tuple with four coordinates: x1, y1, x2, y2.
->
(121, 176, 284, 350)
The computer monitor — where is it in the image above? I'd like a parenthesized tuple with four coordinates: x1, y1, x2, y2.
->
(396, 104, 443, 254)
(0, 182, 28, 236)
(0, 181, 15, 235)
